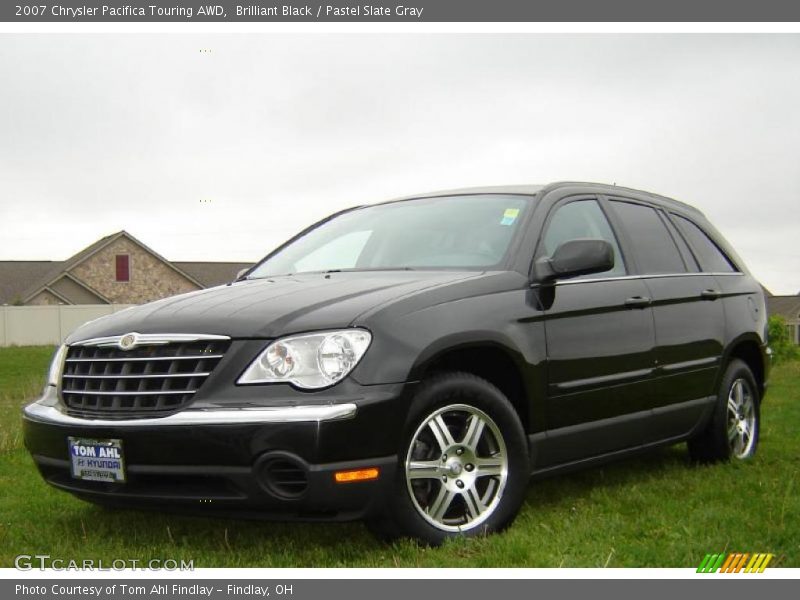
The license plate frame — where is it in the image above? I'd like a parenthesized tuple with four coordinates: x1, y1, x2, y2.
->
(68, 437, 126, 483)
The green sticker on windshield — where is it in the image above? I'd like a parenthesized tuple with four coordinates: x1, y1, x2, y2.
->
(500, 208, 520, 226)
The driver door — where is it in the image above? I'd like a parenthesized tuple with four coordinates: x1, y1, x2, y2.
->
(536, 197, 657, 467)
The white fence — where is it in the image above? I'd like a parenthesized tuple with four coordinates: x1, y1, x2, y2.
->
(0, 304, 135, 347)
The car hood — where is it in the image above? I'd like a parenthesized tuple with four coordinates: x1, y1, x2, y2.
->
(66, 271, 483, 342)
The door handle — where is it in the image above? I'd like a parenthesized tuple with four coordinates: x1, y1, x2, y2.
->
(701, 289, 721, 300)
(624, 296, 652, 309)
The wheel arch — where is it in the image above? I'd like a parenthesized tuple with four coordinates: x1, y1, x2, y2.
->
(721, 334, 767, 400)
(409, 334, 533, 433)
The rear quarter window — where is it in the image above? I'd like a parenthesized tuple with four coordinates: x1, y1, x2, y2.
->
(672, 215, 737, 273)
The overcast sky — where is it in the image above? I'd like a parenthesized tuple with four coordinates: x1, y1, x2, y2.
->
(1, 34, 798, 293)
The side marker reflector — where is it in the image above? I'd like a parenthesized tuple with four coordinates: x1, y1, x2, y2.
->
(334, 467, 380, 483)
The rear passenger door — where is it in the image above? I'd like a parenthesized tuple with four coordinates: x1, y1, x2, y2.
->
(605, 198, 726, 441)
(669, 213, 759, 377)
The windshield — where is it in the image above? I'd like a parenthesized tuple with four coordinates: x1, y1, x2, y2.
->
(248, 194, 532, 278)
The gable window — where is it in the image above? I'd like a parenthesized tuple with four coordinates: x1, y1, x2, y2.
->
(115, 254, 130, 282)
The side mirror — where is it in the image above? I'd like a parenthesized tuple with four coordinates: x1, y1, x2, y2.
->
(536, 239, 614, 282)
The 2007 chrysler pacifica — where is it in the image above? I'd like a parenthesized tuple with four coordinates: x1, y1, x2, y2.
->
(24, 182, 769, 544)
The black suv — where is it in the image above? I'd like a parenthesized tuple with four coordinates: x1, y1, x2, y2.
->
(23, 182, 769, 544)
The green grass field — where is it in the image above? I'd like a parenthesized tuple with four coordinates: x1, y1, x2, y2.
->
(1, 346, 797, 568)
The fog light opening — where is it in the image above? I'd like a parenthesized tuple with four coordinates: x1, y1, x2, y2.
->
(255, 454, 309, 499)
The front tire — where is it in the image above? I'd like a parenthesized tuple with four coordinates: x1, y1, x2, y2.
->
(370, 372, 529, 545)
(688, 359, 760, 463)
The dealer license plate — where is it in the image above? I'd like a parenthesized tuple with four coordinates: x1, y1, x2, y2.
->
(68, 437, 126, 483)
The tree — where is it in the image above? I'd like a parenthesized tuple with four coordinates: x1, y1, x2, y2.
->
(768, 315, 799, 364)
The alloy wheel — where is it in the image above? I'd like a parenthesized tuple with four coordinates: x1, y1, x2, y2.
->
(727, 378, 756, 459)
(404, 404, 509, 532)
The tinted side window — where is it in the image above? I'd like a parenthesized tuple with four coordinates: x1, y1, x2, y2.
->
(673, 215, 736, 273)
(609, 201, 686, 275)
(662, 215, 700, 272)
(542, 199, 626, 277)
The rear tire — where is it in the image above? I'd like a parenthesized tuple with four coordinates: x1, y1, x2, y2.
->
(369, 372, 529, 545)
(688, 359, 760, 463)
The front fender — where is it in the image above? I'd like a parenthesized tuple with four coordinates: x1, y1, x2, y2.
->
(350, 287, 546, 387)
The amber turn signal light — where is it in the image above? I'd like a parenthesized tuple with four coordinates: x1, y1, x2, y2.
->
(334, 467, 380, 483)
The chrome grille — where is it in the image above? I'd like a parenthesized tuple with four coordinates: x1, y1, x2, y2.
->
(61, 335, 230, 420)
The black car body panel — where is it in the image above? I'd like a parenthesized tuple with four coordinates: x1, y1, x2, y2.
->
(65, 271, 484, 341)
(23, 182, 770, 522)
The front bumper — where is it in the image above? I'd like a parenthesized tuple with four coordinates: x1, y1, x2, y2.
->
(23, 382, 413, 521)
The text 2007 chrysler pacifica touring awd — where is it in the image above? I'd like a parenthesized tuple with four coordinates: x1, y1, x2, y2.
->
(24, 182, 769, 544)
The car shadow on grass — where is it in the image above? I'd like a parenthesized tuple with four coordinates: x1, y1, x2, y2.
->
(37, 443, 725, 565)
(523, 444, 694, 509)
(55, 498, 385, 565)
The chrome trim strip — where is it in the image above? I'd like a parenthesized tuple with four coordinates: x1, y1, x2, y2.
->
(552, 367, 653, 391)
(659, 356, 719, 373)
(24, 401, 358, 426)
(72, 333, 231, 348)
(540, 271, 745, 287)
(66, 355, 224, 363)
(63, 373, 211, 380)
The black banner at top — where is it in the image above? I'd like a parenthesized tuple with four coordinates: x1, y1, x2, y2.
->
(4, 0, 800, 22)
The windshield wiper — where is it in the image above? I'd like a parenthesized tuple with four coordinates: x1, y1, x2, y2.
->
(249, 267, 417, 279)
(323, 267, 416, 274)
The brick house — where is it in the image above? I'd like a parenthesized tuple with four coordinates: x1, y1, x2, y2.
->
(0, 231, 252, 306)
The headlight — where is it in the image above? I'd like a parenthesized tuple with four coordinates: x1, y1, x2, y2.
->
(46, 344, 68, 387)
(238, 329, 372, 389)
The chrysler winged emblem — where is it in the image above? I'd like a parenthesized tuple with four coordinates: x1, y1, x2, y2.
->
(118, 333, 139, 351)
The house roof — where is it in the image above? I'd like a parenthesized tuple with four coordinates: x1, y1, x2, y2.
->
(0, 232, 253, 305)
(0, 261, 60, 304)
(16, 231, 207, 303)
(15, 232, 126, 303)
(767, 295, 800, 319)
(173, 262, 253, 288)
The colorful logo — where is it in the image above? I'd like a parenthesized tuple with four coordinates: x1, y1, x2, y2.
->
(697, 553, 774, 573)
